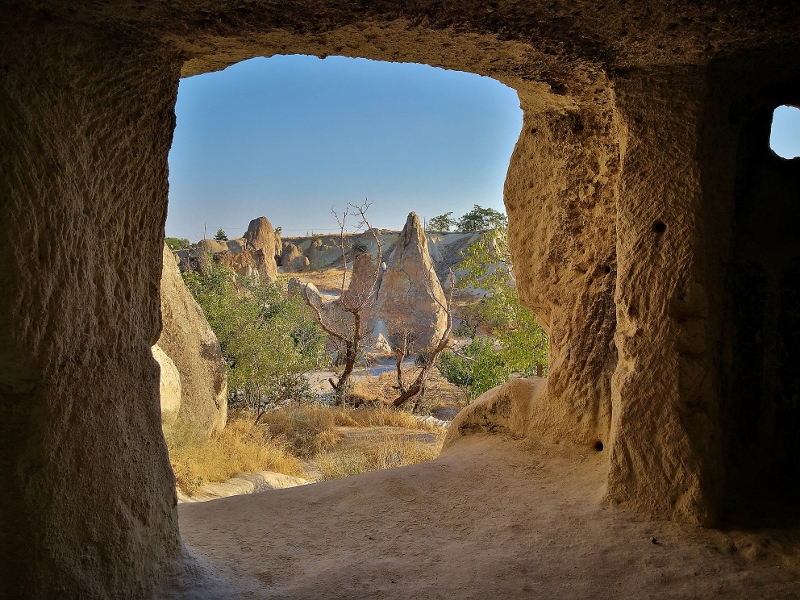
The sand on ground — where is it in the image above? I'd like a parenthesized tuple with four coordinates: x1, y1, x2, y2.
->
(170, 434, 800, 599)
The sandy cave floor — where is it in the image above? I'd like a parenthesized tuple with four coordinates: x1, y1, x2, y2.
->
(170, 435, 800, 599)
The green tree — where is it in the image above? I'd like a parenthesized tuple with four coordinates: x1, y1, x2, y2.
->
(214, 228, 228, 241)
(439, 221, 548, 395)
(183, 260, 328, 419)
(165, 237, 190, 250)
(427, 212, 457, 232)
(457, 205, 508, 232)
(439, 336, 511, 400)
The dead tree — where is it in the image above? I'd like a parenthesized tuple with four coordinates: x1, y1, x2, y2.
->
(301, 200, 382, 402)
(390, 268, 455, 410)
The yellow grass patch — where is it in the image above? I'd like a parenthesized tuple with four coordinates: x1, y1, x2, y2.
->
(315, 433, 443, 481)
(256, 406, 343, 458)
(163, 418, 305, 495)
(352, 368, 467, 410)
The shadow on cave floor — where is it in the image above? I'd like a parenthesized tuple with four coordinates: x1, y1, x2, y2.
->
(165, 435, 799, 599)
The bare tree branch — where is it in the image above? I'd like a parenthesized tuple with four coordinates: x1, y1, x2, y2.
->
(390, 267, 456, 409)
(300, 199, 382, 402)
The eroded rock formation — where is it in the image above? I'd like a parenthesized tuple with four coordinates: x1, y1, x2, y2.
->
(152, 343, 181, 426)
(280, 241, 310, 273)
(157, 244, 228, 437)
(243, 216, 281, 274)
(2, 1, 800, 597)
(179, 217, 280, 282)
(370, 212, 449, 351)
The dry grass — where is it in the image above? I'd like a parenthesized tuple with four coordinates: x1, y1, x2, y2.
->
(163, 418, 305, 494)
(315, 433, 444, 481)
(257, 404, 443, 458)
(167, 404, 446, 495)
(328, 403, 444, 430)
(352, 368, 467, 412)
(256, 406, 343, 458)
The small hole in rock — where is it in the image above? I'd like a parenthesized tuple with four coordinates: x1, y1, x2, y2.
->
(602, 265, 611, 274)
(652, 221, 667, 233)
(594, 441, 604, 452)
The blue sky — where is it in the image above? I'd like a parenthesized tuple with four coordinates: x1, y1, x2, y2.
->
(166, 57, 800, 242)
(166, 55, 523, 240)
(770, 105, 800, 160)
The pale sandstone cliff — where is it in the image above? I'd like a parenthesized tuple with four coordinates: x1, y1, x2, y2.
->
(157, 244, 228, 437)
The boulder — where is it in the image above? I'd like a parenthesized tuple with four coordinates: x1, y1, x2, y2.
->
(370, 213, 449, 350)
(242, 216, 279, 279)
(151, 343, 181, 426)
(305, 238, 342, 270)
(214, 248, 272, 281)
(157, 244, 228, 437)
(281, 242, 310, 273)
(196, 238, 229, 254)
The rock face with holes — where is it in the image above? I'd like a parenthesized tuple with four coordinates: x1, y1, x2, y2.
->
(2, 1, 800, 597)
(157, 244, 228, 437)
(369, 212, 449, 351)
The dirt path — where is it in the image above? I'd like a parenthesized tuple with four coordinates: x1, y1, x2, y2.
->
(169, 434, 799, 598)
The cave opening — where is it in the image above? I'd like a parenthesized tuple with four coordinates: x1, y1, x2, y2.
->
(769, 104, 800, 159)
(162, 53, 527, 501)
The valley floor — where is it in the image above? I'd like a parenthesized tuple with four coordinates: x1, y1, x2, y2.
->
(168, 435, 799, 599)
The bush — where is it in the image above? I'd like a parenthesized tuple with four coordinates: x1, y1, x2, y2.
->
(182, 261, 328, 414)
(165, 237, 191, 250)
(456, 223, 548, 378)
(438, 336, 511, 400)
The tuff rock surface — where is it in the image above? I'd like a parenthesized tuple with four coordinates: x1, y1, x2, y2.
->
(370, 213, 449, 350)
(157, 244, 228, 437)
(152, 343, 181, 426)
(280, 241, 309, 273)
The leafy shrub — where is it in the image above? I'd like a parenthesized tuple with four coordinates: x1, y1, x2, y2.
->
(456, 205, 507, 232)
(182, 261, 328, 414)
(427, 212, 457, 232)
(165, 237, 191, 250)
(438, 336, 511, 400)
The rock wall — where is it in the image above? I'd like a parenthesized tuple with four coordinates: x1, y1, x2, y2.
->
(370, 213, 449, 350)
(0, 19, 183, 598)
(158, 245, 228, 437)
(152, 344, 181, 426)
(2, 1, 800, 597)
